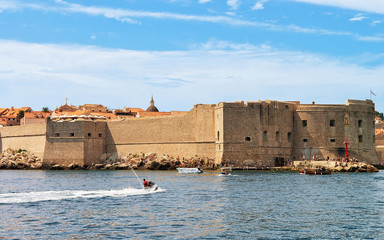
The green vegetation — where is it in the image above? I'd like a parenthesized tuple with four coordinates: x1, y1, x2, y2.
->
(16, 110, 24, 119)
(375, 111, 383, 119)
(42, 107, 50, 112)
(17, 149, 27, 153)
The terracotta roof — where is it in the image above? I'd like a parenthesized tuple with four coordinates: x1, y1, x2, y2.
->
(124, 108, 145, 113)
(24, 111, 52, 119)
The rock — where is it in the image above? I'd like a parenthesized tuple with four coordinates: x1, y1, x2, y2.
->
(68, 163, 80, 170)
(51, 164, 64, 170)
(94, 164, 104, 169)
(148, 161, 160, 170)
(367, 165, 379, 172)
(334, 166, 344, 172)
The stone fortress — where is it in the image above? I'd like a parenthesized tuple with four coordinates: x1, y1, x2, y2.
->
(0, 99, 379, 167)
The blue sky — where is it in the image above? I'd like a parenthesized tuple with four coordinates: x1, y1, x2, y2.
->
(1, 0, 384, 112)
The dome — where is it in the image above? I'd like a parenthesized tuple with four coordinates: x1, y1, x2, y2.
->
(146, 96, 159, 112)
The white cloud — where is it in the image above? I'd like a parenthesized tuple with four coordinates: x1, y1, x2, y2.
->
(356, 35, 384, 42)
(0, 39, 384, 111)
(0, 1, 382, 42)
(198, 0, 212, 3)
(370, 20, 382, 26)
(227, 0, 240, 10)
(252, 0, 268, 10)
(289, 0, 384, 15)
(349, 13, 367, 22)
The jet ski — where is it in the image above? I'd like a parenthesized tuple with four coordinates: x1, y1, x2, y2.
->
(144, 181, 158, 191)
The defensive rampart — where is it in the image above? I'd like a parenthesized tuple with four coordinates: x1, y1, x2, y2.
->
(0, 123, 46, 158)
(0, 99, 379, 167)
(106, 104, 216, 160)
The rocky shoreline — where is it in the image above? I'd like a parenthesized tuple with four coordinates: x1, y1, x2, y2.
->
(0, 148, 380, 172)
(0, 149, 216, 170)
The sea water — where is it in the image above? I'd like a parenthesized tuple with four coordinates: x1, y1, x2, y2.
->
(1, 170, 384, 239)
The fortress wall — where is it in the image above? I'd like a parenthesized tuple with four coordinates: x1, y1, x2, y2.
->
(218, 101, 296, 166)
(43, 121, 107, 166)
(83, 122, 107, 165)
(0, 123, 47, 158)
(106, 104, 216, 159)
(294, 100, 378, 164)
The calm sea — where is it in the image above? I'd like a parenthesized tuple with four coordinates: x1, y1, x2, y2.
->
(1, 170, 384, 239)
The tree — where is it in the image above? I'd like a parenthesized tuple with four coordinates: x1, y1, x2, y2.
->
(42, 107, 50, 112)
(375, 111, 383, 119)
(16, 110, 24, 119)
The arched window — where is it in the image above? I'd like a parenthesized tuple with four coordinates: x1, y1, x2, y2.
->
(344, 114, 349, 125)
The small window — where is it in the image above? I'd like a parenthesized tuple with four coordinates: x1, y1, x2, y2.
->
(285, 105, 289, 109)
(70, 133, 74, 137)
(330, 120, 335, 127)
(302, 120, 307, 127)
(88, 133, 92, 137)
(276, 131, 280, 142)
(358, 120, 362, 128)
(245, 137, 251, 142)
(217, 131, 220, 141)
(303, 139, 308, 143)
(218, 144, 221, 150)
(99, 133, 103, 137)
(287, 132, 292, 142)
(54, 133, 60, 137)
(263, 131, 268, 141)
(359, 135, 363, 143)
(330, 138, 336, 142)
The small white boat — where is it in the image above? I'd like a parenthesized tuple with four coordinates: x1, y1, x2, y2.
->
(176, 168, 203, 174)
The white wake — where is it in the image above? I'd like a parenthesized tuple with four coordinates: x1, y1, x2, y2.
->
(0, 187, 165, 204)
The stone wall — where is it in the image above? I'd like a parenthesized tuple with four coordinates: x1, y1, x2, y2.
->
(293, 99, 378, 164)
(106, 104, 216, 160)
(43, 121, 106, 166)
(0, 123, 46, 158)
(0, 99, 379, 168)
(217, 101, 296, 166)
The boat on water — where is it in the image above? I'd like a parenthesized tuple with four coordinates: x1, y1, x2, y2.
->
(218, 167, 232, 176)
(176, 167, 203, 174)
(144, 183, 158, 191)
(298, 168, 331, 175)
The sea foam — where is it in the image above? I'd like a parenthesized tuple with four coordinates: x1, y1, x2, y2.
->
(0, 187, 165, 204)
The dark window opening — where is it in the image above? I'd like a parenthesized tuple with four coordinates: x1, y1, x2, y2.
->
(330, 120, 335, 127)
(245, 137, 251, 142)
(276, 131, 280, 142)
(302, 120, 307, 127)
(359, 135, 363, 143)
(217, 131, 220, 141)
(263, 131, 268, 141)
(330, 138, 336, 142)
(358, 120, 362, 128)
(288, 132, 292, 142)
(70, 133, 74, 137)
(99, 133, 103, 137)
(88, 133, 92, 137)
(303, 139, 308, 143)
(285, 105, 289, 109)
(54, 133, 60, 137)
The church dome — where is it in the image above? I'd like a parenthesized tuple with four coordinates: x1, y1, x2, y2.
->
(146, 96, 159, 112)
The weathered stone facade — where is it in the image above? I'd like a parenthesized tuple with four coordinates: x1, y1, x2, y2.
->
(0, 99, 379, 167)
